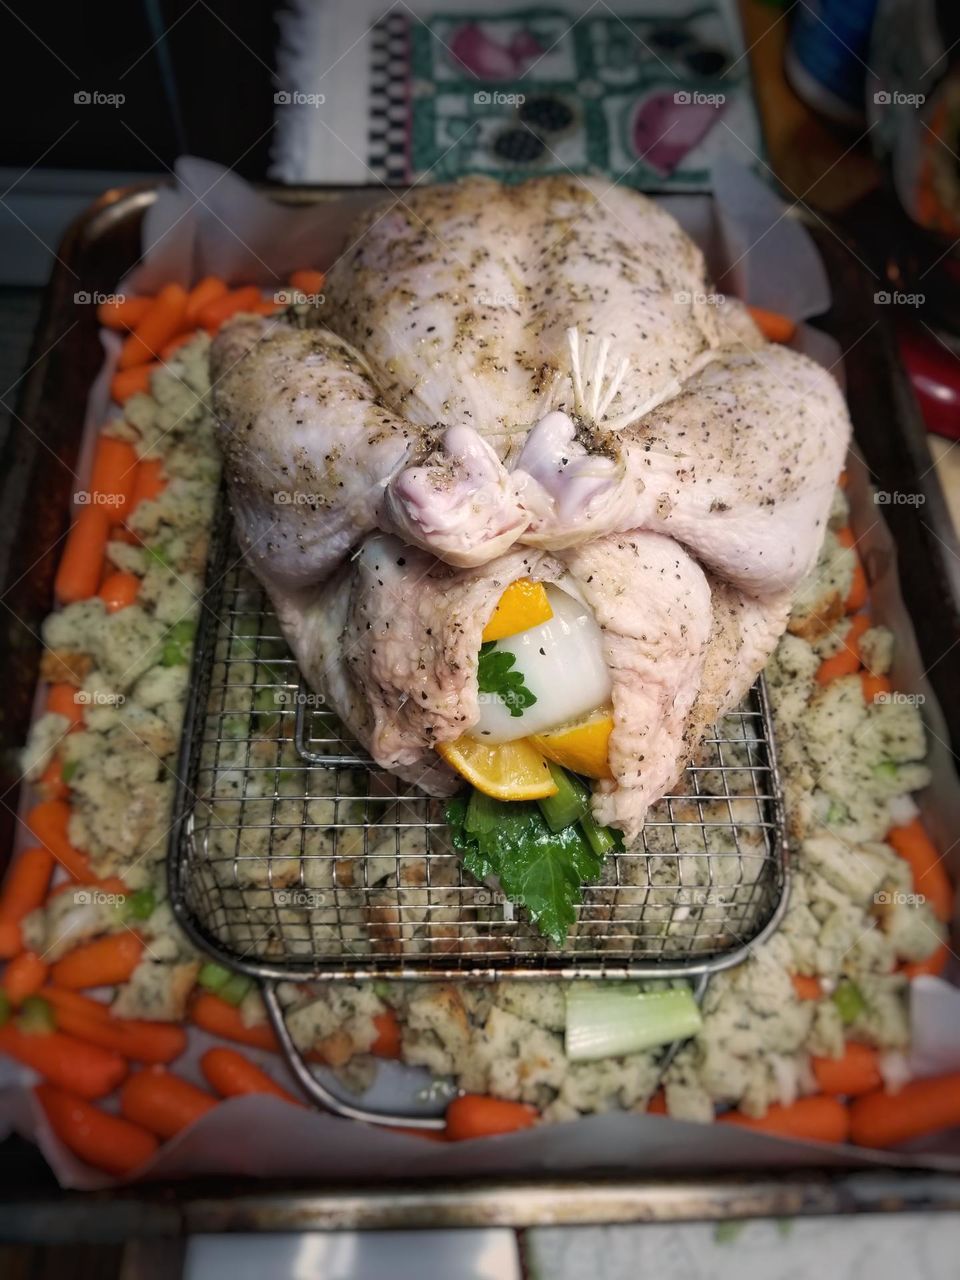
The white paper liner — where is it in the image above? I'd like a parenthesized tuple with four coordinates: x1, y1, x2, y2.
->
(2, 158, 959, 1188)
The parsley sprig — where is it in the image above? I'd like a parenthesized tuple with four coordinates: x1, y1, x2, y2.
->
(476, 641, 537, 718)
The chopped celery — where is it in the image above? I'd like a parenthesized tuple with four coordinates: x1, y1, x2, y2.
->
(145, 544, 172, 569)
(538, 764, 590, 833)
(465, 788, 502, 836)
(61, 760, 78, 783)
(873, 761, 899, 782)
(565, 984, 702, 1062)
(160, 619, 196, 666)
(580, 811, 622, 858)
(0, 992, 10, 1028)
(832, 978, 865, 1025)
(218, 973, 253, 1006)
(125, 887, 156, 921)
(373, 980, 392, 1001)
(17, 996, 55, 1035)
(198, 962, 232, 993)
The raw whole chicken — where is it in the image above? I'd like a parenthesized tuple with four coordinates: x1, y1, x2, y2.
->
(211, 176, 849, 842)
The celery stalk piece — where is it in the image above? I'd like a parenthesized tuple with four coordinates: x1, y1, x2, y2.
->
(565, 985, 702, 1062)
(538, 764, 590, 833)
(832, 978, 865, 1025)
(218, 973, 253, 1006)
(465, 788, 503, 836)
(198, 962, 233, 994)
(580, 811, 621, 858)
(17, 996, 55, 1035)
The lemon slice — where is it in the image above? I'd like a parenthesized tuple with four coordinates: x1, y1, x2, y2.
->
(532, 710, 614, 780)
(481, 579, 553, 643)
(437, 736, 559, 800)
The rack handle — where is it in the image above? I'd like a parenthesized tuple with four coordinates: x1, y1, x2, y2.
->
(260, 981, 447, 1130)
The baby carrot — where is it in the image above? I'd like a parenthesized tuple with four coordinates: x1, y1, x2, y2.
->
(89, 435, 138, 520)
(96, 295, 152, 331)
(445, 1095, 539, 1141)
(190, 991, 281, 1053)
(0, 1023, 126, 1099)
(3, 951, 49, 1004)
(35, 1082, 157, 1176)
(45, 683, 84, 731)
(200, 1047, 300, 1104)
(111, 363, 158, 404)
(370, 1008, 402, 1059)
(0, 847, 55, 935)
(198, 286, 261, 334)
(747, 305, 796, 344)
(288, 268, 325, 295)
(98, 571, 140, 613)
(812, 1042, 882, 1097)
(26, 802, 93, 883)
(861, 673, 892, 703)
(902, 941, 949, 979)
(42, 993, 187, 1065)
(120, 1066, 218, 1138)
(129, 457, 166, 510)
(119, 283, 188, 369)
(51, 932, 143, 990)
(54, 506, 110, 605)
(719, 1095, 850, 1144)
(887, 820, 953, 922)
(816, 614, 871, 685)
(39, 757, 69, 801)
(791, 973, 822, 1001)
(184, 275, 227, 326)
(835, 527, 869, 612)
(0, 921, 20, 958)
(646, 1089, 667, 1114)
(850, 1072, 960, 1148)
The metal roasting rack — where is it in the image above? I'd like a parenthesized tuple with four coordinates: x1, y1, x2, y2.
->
(169, 505, 790, 1126)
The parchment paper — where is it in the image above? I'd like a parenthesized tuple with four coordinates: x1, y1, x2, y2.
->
(2, 159, 959, 1189)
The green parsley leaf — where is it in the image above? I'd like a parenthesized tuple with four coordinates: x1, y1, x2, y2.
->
(476, 641, 537, 718)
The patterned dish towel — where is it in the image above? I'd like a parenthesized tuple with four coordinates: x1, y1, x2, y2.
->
(272, 0, 763, 189)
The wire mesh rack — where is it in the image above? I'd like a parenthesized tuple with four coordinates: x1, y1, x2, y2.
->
(169, 511, 790, 986)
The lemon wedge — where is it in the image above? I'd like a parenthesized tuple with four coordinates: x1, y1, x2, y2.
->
(532, 710, 614, 780)
(481, 578, 553, 643)
(437, 736, 559, 800)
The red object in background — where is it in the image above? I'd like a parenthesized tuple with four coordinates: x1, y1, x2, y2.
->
(897, 323, 960, 442)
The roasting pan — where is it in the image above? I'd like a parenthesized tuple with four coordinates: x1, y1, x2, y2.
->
(1, 180, 959, 1232)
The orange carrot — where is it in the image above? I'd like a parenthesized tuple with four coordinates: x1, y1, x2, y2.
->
(190, 991, 281, 1053)
(0, 921, 20, 959)
(98, 571, 140, 613)
(250, 299, 282, 315)
(200, 1047, 300, 1104)
(646, 1089, 667, 1114)
(35, 1082, 157, 1176)
(719, 1095, 850, 1143)
(118, 283, 188, 369)
(96, 295, 152, 331)
(0, 847, 54, 932)
(160, 330, 198, 361)
(370, 1008, 402, 1059)
(812, 1042, 882, 1097)
(39, 985, 112, 1022)
(791, 973, 822, 1001)
(45, 682, 84, 731)
(51, 932, 143, 990)
(42, 992, 187, 1065)
(3, 951, 48, 1004)
(39, 757, 69, 802)
(902, 941, 949, 980)
(888, 820, 953, 922)
(0, 1023, 126, 1099)
(288, 268, 326, 295)
(747, 305, 796, 344)
(129, 457, 166, 510)
(834, 527, 869, 612)
(861, 673, 892, 704)
(111, 363, 158, 404)
(839, 469, 849, 489)
(850, 1073, 960, 1148)
(445, 1094, 539, 1141)
(816, 613, 871, 685)
(198, 286, 261, 334)
(184, 275, 227, 326)
(26, 802, 93, 883)
(120, 1066, 218, 1138)
(836, 527, 856, 549)
(89, 435, 138, 520)
(54, 506, 110, 604)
